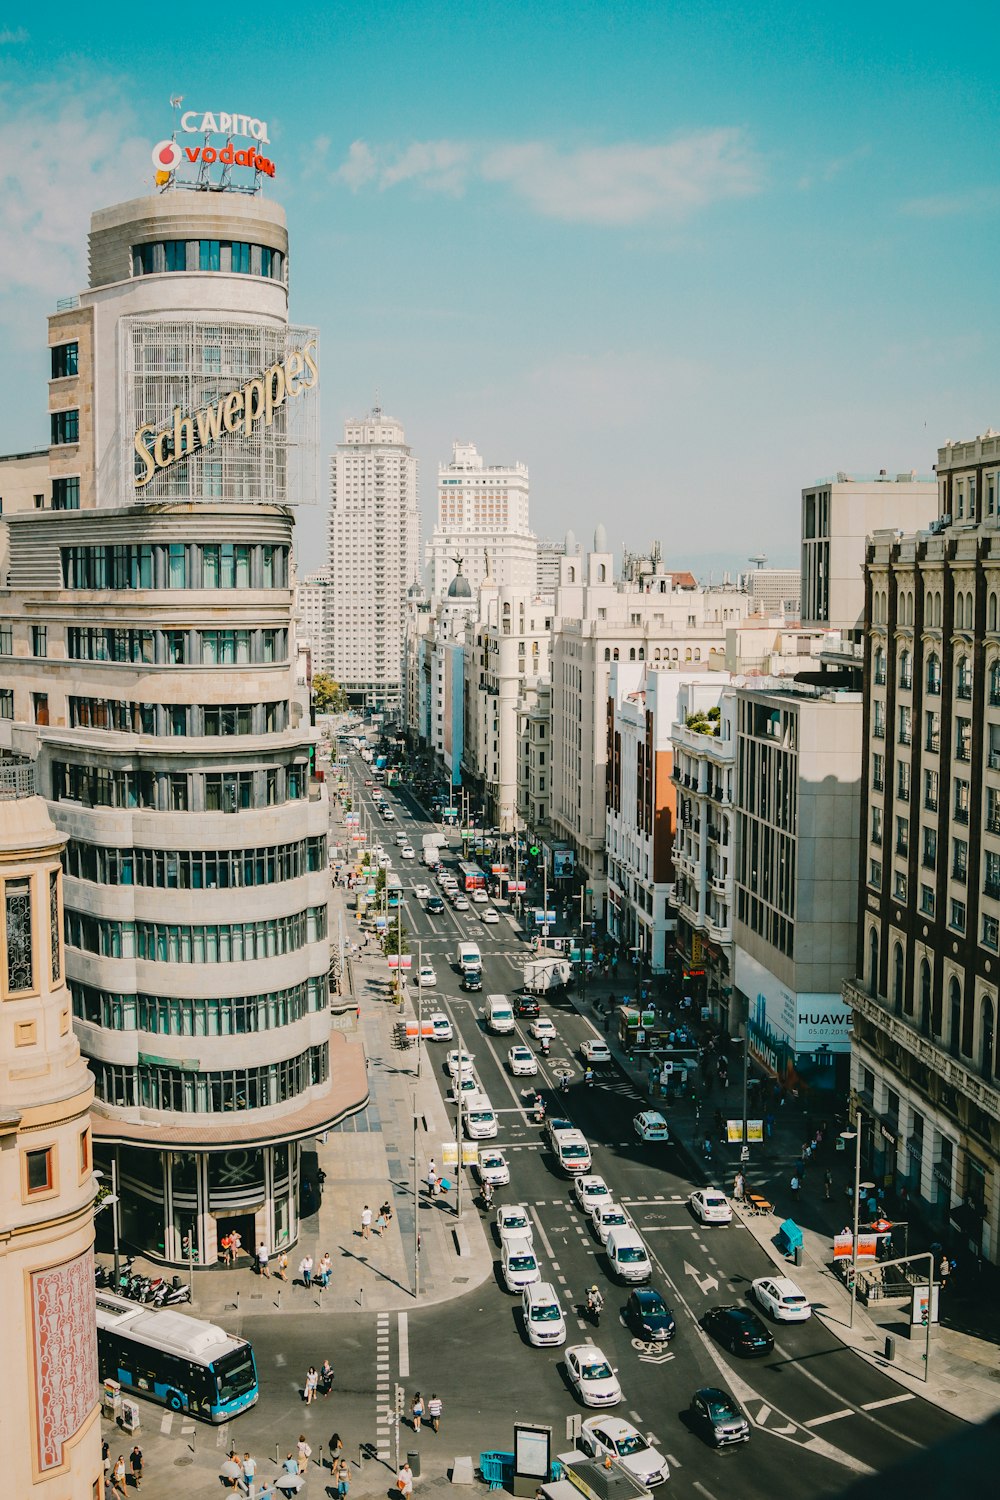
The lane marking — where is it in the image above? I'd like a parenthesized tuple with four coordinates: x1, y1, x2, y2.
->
(804, 1409, 855, 1428)
(693, 1484, 719, 1500)
(529, 1205, 559, 1263)
(861, 1393, 915, 1411)
(398, 1311, 409, 1377)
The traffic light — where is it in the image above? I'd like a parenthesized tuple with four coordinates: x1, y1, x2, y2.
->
(529, 845, 540, 857)
(395, 1384, 405, 1416)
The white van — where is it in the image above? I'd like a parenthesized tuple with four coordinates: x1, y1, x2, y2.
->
(486, 995, 515, 1034)
(457, 941, 482, 973)
(522, 1280, 566, 1347)
(463, 1094, 498, 1139)
(606, 1226, 652, 1283)
(556, 1130, 592, 1176)
(501, 1237, 541, 1292)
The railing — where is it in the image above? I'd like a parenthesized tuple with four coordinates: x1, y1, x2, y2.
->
(0, 757, 35, 800)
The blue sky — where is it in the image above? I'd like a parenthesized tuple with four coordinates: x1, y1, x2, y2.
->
(1, 1, 998, 573)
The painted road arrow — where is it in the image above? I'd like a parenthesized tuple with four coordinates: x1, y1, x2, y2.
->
(683, 1260, 719, 1294)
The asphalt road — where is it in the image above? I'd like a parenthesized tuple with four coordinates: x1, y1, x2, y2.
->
(230, 759, 965, 1500)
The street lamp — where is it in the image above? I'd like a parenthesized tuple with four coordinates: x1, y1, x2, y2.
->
(93, 1161, 121, 1283)
(839, 1111, 864, 1328)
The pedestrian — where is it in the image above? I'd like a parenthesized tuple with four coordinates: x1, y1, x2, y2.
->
(320, 1358, 335, 1396)
(376, 1209, 388, 1235)
(102, 1440, 111, 1488)
(939, 1255, 951, 1289)
(329, 1433, 344, 1470)
(427, 1394, 443, 1432)
(275, 1251, 289, 1282)
(397, 1460, 414, 1497)
(229, 1229, 243, 1262)
(304, 1366, 319, 1404)
(220, 1231, 233, 1266)
(317, 1252, 332, 1290)
(765, 1111, 774, 1139)
(411, 1392, 424, 1431)
(129, 1444, 144, 1490)
(282, 1453, 299, 1475)
(336, 1456, 351, 1499)
(257, 1243, 270, 1278)
(790, 1174, 800, 1200)
(242, 1451, 257, 1498)
(824, 1170, 833, 1201)
(110, 1455, 127, 1500)
(297, 1435, 312, 1473)
(733, 1171, 745, 1203)
(361, 1204, 373, 1239)
(299, 1253, 313, 1288)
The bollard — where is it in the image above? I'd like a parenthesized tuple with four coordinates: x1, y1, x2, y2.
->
(359, 1286, 365, 1308)
(793, 1244, 803, 1268)
(407, 1450, 421, 1478)
(884, 1334, 896, 1361)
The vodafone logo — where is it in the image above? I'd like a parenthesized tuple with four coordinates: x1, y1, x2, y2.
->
(152, 139, 182, 171)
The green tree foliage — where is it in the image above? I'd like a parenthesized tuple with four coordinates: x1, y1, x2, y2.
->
(312, 673, 349, 713)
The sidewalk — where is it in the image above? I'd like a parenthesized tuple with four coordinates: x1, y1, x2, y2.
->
(560, 973, 1000, 1423)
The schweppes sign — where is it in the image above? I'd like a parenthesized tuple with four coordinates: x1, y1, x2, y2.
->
(133, 339, 318, 488)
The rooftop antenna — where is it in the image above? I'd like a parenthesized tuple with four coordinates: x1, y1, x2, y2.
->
(749, 553, 767, 569)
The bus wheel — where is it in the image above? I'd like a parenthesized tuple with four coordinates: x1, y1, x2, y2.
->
(167, 1392, 184, 1412)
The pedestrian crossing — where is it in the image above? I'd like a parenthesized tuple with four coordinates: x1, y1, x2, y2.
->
(375, 1311, 392, 1460)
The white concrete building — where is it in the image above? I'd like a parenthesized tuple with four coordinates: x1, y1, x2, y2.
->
(426, 441, 537, 597)
(536, 538, 566, 596)
(294, 567, 331, 676)
(327, 406, 420, 711)
(745, 566, 800, 619)
(517, 678, 553, 838)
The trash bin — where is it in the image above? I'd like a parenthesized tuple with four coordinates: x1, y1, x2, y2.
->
(408, 1451, 421, 1478)
(884, 1335, 896, 1361)
(793, 1244, 803, 1268)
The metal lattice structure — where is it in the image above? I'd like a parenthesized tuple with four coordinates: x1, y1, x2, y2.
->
(118, 317, 319, 507)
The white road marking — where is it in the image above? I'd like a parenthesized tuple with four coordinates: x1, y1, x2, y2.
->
(160, 1413, 173, 1434)
(803, 1409, 855, 1428)
(754, 1404, 771, 1425)
(628, 1410, 643, 1424)
(529, 1205, 558, 1262)
(397, 1313, 410, 1378)
(861, 1393, 915, 1411)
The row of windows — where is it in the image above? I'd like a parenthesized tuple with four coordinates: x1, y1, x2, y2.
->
(52, 761, 307, 811)
(871, 586, 1000, 632)
(68, 697, 289, 737)
(71, 976, 327, 1034)
(92, 1044, 328, 1113)
(60, 542, 289, 591)
(65, 626, 287, 666)
(65, 904, 327, 962)
(873, 646, 990, 700)
(64, 836, 327, 890)
(132, 239, 285, 282)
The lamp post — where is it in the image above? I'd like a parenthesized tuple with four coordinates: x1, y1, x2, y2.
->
(412, 1109, 420, 1299)
(840, 1108, 864, 1329)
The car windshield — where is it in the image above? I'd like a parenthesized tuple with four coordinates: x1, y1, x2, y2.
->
(562, 1144, 588, 1159)
(470, 1111, 494, 1122)
(504, 1214, 529, 1229)
(615, 1434, 645, 1456)
(509, 1255, 536, 1271)
(642, 1296, 666, 1314)
(482, 1157, 503, 1169)
(782, 1294, 808, 1305)
(706, 1397, 739, 1421)
(581, 1360, 612, 1380)
(587, 1185, 609, 1197)
(619, 1247, 645, 1262)
(531, 1304, 561, 1321)
(605, 1212, 626, 1225)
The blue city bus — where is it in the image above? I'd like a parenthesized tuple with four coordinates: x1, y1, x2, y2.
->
(96, 1289, 258, 1422)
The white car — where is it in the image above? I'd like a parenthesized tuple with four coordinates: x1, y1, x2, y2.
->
(580, 1418, 668, 1488)
(382, 808, 395, 822)
(529, 1017, 557, 1041)
(573, 1174, 611, 1213)
(508, 1044, 538, 1077)
(689, 1188, 733, 1225)
(481, 907, 500, 924)
(418, 963, 437, 988)
(477, 1148, 511, 1187)
(590, 1201, 629, 1245)
(471, 889, 489, 904)
(565, 1344, 623, 1408)
(400, 846, 415, 860)
(752, 1275, 812, 1322)
(414, 883, 432, 901)
(633, 1110, 670, 1142)
(581, 1038, 612, 1065)
(496, 1204, 534, 1248)
(522, 1281, 566, 1347)
(446, 1049, 475, 1079)
(452, 895, 470, 911)
(501, 1237, 541, 1292)
(448, 1074, 479, 1101)
(394, 831, 408, 844)
(376, 852, 392, 869)
(429, 1013, 452, 1042)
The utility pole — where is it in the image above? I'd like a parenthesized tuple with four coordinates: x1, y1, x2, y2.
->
(415, 942, 423, 1078)
(412, 1110, 420, 1299)
(849, 1106, 863, 1328)
(455, 1021, 465, 1218)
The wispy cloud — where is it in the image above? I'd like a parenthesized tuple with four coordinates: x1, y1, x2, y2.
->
(0, 80, 148, 301)
(900, 184, 1000, 218)
(0, 26, 29, 44)
(798, 143, 871, 192)
(331, 130, 763, 225)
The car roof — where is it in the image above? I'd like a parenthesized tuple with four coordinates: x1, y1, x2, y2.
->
(525, 1280, 559, 1300)
(585, 1416, 633, 1437)
(632, 1287, 663, 1304)
(760, 1276, 804, 1295)
(504, 1237, 535, 1254)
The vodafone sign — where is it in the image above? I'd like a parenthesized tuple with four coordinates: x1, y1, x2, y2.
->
(152, 140, 183, 171)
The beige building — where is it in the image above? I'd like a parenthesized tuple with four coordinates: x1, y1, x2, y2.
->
(0, 756, 101, 1500)
(0, 448, 50, 583)
(0, 184, 366, 1267)
(427, 441, 537, 598)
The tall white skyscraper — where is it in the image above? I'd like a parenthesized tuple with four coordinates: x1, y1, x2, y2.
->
(426, 440, 537, 598)
(327, 406, 420, 710)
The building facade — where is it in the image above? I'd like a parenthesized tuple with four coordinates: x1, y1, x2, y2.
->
(294, 568, 332, 677)
(0, 185, 366, 1266)
(0, 757, 101, 1500)
(426, 442, 537, 597)
(846, 429, 1000, 1264)
(327, 407, 419, 711)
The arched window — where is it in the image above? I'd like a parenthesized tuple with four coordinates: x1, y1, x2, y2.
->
(920, 958, 931, 1036)
(598, 564, 606, 582)
(638, 647, 645, 661)
(672, 648, 678, 661)
(949, 977, 962, 1056)
(628, 647, 636, 662)
(567, 566, 576, 584)
(868, 928, 879, 997)
(990, 659, 1000, 706)
(956, 654, 972, 699)
(694, 647, 701, 661)
(604, 647, 611, 662)
(990, 592, 998, 633)
(873, 646, 886, 685)
(612, 648, 619, 662)
(654, 648, 661, 662)
(981, 996, 995, 1080)
(892, 942, 904, 1015)
(935, 591, 943, 627)
(899, 649, 912, 689)
(926, 653, 941, 695)
(685, 648, 692, 662)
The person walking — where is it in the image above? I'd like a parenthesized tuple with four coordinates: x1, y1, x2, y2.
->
(733, 1171, 745, 1204)
(256, 1243, 270, 1278)
(110, 1455, 127, 1500)
(317, 1252, 332, 1291)
(297, 1435, 312, 1473)
(336, 1456, 351, 1499)
(229, 1229, 243, 1263)
(397, 1460, 414, 1497)
(319, 1358, 335, 1397)
(274, 1251, 289, 1282)
(220, 1231, 234, 1267)
(304, 1366, 319, 1404)
(411, 1392, 424, 1431)
(361, 1205, 373, 1239)
(298, 1253, 313, 1288)
(129, 1444, 144, 1490)
(427, 1394, 443, 1433)
(426, 1162, 438, 1196)
(241, 1451, 257, 1499)
(329, 1433, 344, 1471)
(790, 1173, 800, 1201)
(824, 1170, 833, 1201)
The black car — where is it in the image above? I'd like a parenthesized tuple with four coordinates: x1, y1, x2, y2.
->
(513, 995, 540, 1018)
(625, 1287, 676, 1343)
(688, 1387, 751, 1447)
(425, 895, 445, 914)
(702, 1305, 774, 1357)
(461, 967, 483, 992)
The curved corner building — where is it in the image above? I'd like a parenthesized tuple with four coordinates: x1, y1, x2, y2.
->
(0, 183, 367, 1264)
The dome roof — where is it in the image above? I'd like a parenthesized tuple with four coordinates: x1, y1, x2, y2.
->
(594, 522, 608, 552)
(447, 571, 472, 599)
(565, 528, 577, 553)
(407, 578, 424, 598)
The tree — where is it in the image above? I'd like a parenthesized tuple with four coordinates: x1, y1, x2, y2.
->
(312, 673, 349, 714)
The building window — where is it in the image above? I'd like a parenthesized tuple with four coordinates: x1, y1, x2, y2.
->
(869, 859, 882, 891)
(924, 769, 939, 811)
(955, 716, 972, 761)
(50, 409, 79, 445)
(991, 661, 1000, 706)
(920, 883, 935, 916)
(873, 646, 886, 685)
(49, 870, 60, 983)
(199, 239, 221, 271)
(50, 341, 79, 379)
(922, 826, 937, 869)
(897, 761, 910, 802)
(895, 816, 909, 856)
(950, 899, 966, 934)
(893, 870, 907, 901)
(925, 711, 940, 752)
(872, 753, 884, 792)
(983, 914, 999, 951)
(871, 806, 883, 846)
(51, 476, 80, 510)
(956, 655, 972, 700)
(873, 701, 885, 739)
(31, 625, 47, 658)
(953, 778, 970, 824)
(25, 1147, 53, 1195)
(926, 654, 941, 695)
(952, 839, 968, 884)
(0, 689, 12, 720)
(899, 650, 912, 689)
(4, 877, 33, 992)
(898, 706, 912, 745)
(78, 1128, 90, 1176)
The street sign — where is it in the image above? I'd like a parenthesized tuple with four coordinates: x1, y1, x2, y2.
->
(534, 910, 556, 924)
(444, 807, 458, 817)
(508, 880, 526, 892)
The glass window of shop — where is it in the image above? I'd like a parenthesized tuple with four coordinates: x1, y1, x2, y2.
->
(119, 1146, 166, 1258)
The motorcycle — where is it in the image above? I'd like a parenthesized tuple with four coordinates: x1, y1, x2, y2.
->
(581, 1289, 604, 1326)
